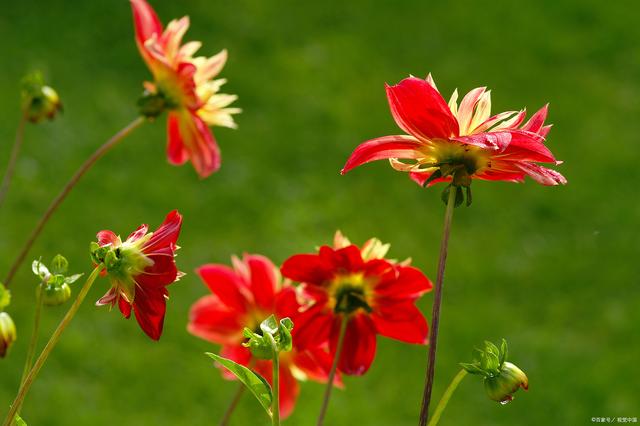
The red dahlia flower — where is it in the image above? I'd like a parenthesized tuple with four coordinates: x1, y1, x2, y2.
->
(342, 75, 566, 187)
(94, 210, 183, 340)
(188, 254, 337, 418)
(131, 0, 240, 178)
(281, 232, 433, 375)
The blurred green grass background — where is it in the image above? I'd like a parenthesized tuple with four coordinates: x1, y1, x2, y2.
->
(1, 0, 638, 424)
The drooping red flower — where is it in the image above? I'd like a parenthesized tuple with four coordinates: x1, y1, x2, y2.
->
(342, 75, 566, 187)
(188, 254, 338, 419)
(131, 0, 240, 178)
(281, 232, 433, 376)
(94, 210, 183, 340)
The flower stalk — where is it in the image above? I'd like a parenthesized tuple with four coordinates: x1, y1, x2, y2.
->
(267, 333, 281, 426)
(0, 113, 28, 209)
(419, 185, 457, 425)
(2, 266, 101, 426)
(427, 369, 468, 426)
(316, 314, 348, 426)
(3, 117, 145, 288)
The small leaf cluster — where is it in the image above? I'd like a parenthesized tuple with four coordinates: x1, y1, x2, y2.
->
(31, 255, 83, 306)
(243, 315, 294, 360)
(460, 338, 508, 378)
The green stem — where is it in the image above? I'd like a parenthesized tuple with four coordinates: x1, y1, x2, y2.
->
(419, 185, 457, 426)
(266, 334, 280, 426)
(3, 117, 145, 288)
(218, 384, 245, 426)
(2, 266, 102, 426)
(15, 282, 45, 418)
(0, 113, 28, 209)
(316, 314, 347, 426)
(427, 370, 468, 426)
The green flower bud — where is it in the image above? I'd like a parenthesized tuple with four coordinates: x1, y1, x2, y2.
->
(41, 282, 72, 306)
(484, 362, 529, 404)
(0, 312, 17, 358)
(21, 72, 62, 123)
(242, 316, 295, 359)
(461, 339, 528, 404)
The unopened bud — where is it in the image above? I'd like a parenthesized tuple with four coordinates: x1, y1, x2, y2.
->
(461, 339, 528, 404)
(484, 362, 529, 404)
(21, 72, 62, 123)
(0, 312, 17, 358)
(41, 282, 72, 306)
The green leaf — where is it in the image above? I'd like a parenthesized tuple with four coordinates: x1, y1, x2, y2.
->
(459, 362, 486, 376)
(50, 254, 69, 275)
(499, 339, 508, 367)
(260, 315, 279, 336)
(484, 341, 500, 357)
(206, 353, 273, 416)
(278, 318, 294, 352)
(14, 414, 27, 426)
(485, 351, 500, 372)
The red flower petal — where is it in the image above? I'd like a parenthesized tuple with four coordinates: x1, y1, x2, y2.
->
(130, 0, 163, 46)
(515, 162, 567, 185)
(196, 264, 249, 313)
(187, 294, 245, 345)
(330, 245, 365, 273)
(96, 230, 118, 247)
(166, 110, 221, 178)
(521, 104, 548, 134)
(127, 224, 149, 242)
(453, 131, 514, 151)
(281, 254, 334, 286)
(245, 254, 278, 311)
(371, 300, 428, 344)
(143, 210, 182, 254)
(119, 297, 132, 319)
(136, 247, 179, 288)
(385, 77, 459, 140)
(290, 305, 333, 350)
(275, 286, 301, 319)
(293, 348, 343, 387)
(132, 287, 168, 340)
(374, 265, 432, 300)
(333, 313, 377, 375)
(341, 135, 424, 174)
(474, 168, 525, 183)
(167, 112, 189, 165)
(499, 131, 556, 163)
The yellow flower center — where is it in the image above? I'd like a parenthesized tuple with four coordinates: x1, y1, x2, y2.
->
(327, 273, 374, 314)
(428, 140, 491, 176)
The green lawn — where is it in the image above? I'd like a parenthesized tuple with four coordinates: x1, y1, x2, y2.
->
(0, 0, 638, 424)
